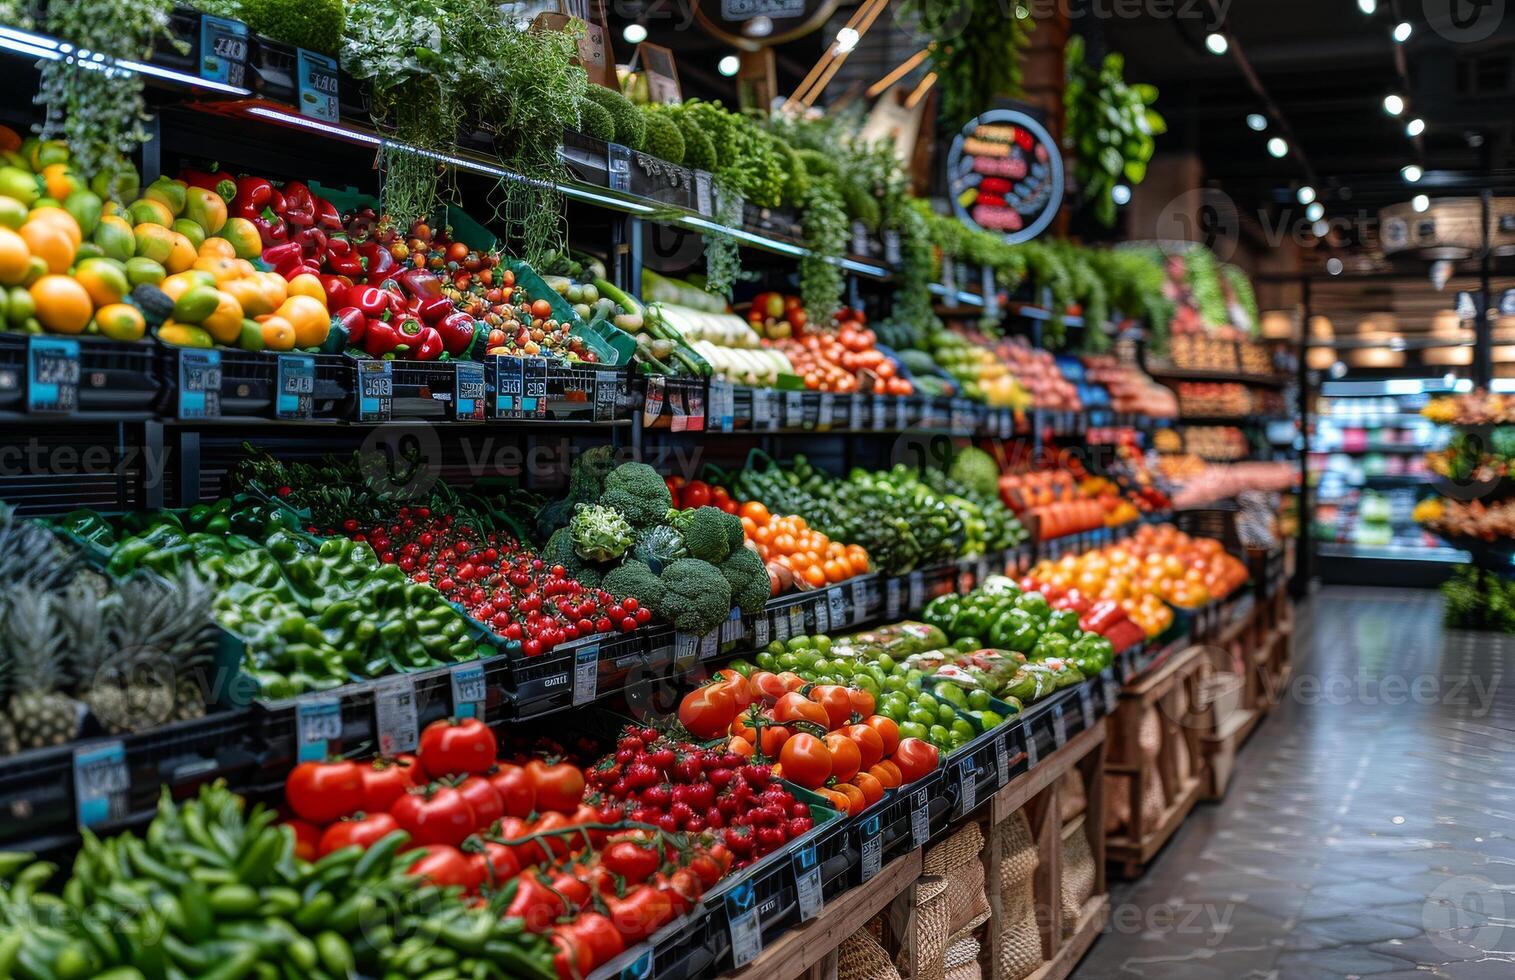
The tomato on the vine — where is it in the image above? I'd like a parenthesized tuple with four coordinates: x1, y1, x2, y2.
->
(285, 759, 364, 824)
(389, 785, 476, 846)
(317, 812, 399, 856)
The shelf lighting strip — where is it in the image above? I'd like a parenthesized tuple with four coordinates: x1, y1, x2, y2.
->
(0, 26, 252, 96)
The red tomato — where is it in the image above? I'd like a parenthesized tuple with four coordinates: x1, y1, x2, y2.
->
(457, 775, 505, 830)
(284, 819, 320, 861)
(389, 786, 476, 846)
(773, 691, 829, 728)
(568, 912, 625, 970)
(808, 685, 853, 729)
(823, 732, 862, 783)
(285, 760, 364, 824)
(892, 737, 940, 783)
(863, 715, 901, 755)
(318, 812, 400, 856)
(551, 929, 594, 980)
(600, 839, 660, 884)
(681, 480, 711, 508)
(778, 733, 832, 789)
(604, 885, 673, 942)
(405, 843, 478, 891)
(361, 757, 420, 813)
(467, 839, 521, 889)
(488, 764, 537, 818)
(527, 759, 586, 814)
(418, 717, 498, 777)
(678, 686, 736, 740)
(552, 871, 593, 910)
(846, 723, 886, 769)
(507, 869, 568, 932)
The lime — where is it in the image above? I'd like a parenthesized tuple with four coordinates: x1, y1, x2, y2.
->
(777, 653, 798, 670)
(967, 688, 991, 710)
(813, 634, 832, 654)
(928, 724, 951, 746)
(980, 710, 1005, 729)
(936, 685, 967, 707)
(917, 692, 938, 711)
(766, 641, 785, 656)
(899, 721, 928, 741)
(755, 651, 777, 671)
(875, 654, 896, 674)
(853, 673, 880, 695)
(786, 636, 812, 652)
(938, 704, 959, 725)
(907, 707, 936, 727)
(951, 719, 976, 740)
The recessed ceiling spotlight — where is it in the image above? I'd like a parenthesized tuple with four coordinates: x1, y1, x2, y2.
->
(1357, 0, 1376, 13)
(1327, 257, 1344, 275)
(1393, 21, 1412, 42)
(1412, 194, 1430, 212)
(1383, 94, 1405, 115)
(1246, 113, 1268, 131)
(1402, 164, 1423, 182)
(1306, 202, 1325, 222)
(1267, 137, 1288, 158)
(718, 55, 740, 77)
(1205, 33, 1229, 55)
(1406, 118, 1425, 137)
(1313, 219, 1331, 237)
(1112, 184, 1132, 205)
(1297, 186, 1316, 204)
(622, 23, 647, 44)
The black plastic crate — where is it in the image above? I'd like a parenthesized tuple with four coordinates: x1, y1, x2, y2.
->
(0, 334, 23, 411)
(945, 721, 1025, 821)
(76, 337, 159, 414)
(502, 631, 650, 719)
(562, 130, 613, 189)
(590, 908, 719, 980)
(156, 6, 203, 75)
(154, 346, 349, 420)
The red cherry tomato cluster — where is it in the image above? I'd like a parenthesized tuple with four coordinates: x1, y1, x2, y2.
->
(587, 726, 815, 870)
(327, 505, 650, 655)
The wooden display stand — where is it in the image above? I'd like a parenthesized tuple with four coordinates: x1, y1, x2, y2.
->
(1103, 644, 1208, 878)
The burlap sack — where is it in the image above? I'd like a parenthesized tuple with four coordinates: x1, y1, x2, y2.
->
(839, 927, 902, 980)
(925, 822, 989, 935)
(943, 934, 982, 980)
(906, 876, 951, 980)
(1059, 770, 1087, 822)
(996, 812, 1044, 980)
(1060, 820, 1096, 934)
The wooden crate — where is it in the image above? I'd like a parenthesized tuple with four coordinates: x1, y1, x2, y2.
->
(1103, 644, 1208, 878)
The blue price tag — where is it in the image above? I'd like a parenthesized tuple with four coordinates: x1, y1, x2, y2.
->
(451, 662, 486, 719)
(493, 356, 523, 419)
(296, 698, 342, 762)
(454, 361, 486, 421)
(522, 357, 547, 416)
(177, 349, 221, 419)
(74, 741, 128, 828)
(724, 882, 762, 967)
(276, 353, 315, 419)
(357, 360, 392, 421)
(297, 48, 339, 122)
(199, 14, 248, 86)
(607, 143, 631, 192)
(27, 337, 79, 414)
(620, 950, 653, 980)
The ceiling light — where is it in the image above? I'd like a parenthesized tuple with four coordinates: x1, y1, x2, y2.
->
(1205, 33, 1228, 55)
(1267, 137, 1288, 158)
(718, 55, 740, 77)
(1402, 164, 1423, 182)
(1112, 184, 1132, 205)
(1412, 194, 1430, 212)
(1306, 202, 1325, 222)
(622, 23, 647, 44)
(1327, 257, 1344, 275)
(1406, 118, 1425, 137)
(1393, 21, 1412, 42)
(1383, 94, 1404, 116)
(1297, 185, 1316, 204)
(835, 27, 860, 53)
(1246, 113, 1268, 131)
(1357, 0, 1376, 12)
(1313, 219, 1330, 237)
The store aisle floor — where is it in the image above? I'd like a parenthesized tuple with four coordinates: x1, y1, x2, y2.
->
(1075, 586, 1515, 979)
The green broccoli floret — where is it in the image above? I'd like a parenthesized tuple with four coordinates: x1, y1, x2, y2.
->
(570, 504, 633, 562)
(579, 99, 617, 143)
(672, 506, 743, 563)
(599, 462, 672, 529)
(719, 546, 771, 616)
(569, 560, 602, 589)
(641, 108, 686, 165)
(603, 559, 664, 609)
(948, 446, 1001, 499)
(569, 445, 619, 503)
(542, 527, 577, 568)
(658, 559, 732, 635)
(535, 497, 576, 543)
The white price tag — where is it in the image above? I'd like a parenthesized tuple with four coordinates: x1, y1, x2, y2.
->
(674, 632, 699, 670)
(296, 697, 342, 762)
(451, 663, 487, 719)
(814, 597, 829, 635)
(784, 390, 805, 428)
(793, 847, 823, 922)
(774, 608, 792, 643)
(910, 788, 930, 847)
(788, 605, 806, 638)
(995, 737, 1011, 787)
(908, 571, 925, 610)
(1052, 703, 1068, 746)
(859, 816, 883, 881)
(374, 677, 419, 756)
(1079, 684, 1095, 725)
(818, 392, 835, 428)
(828, 587, 847, 630)
(701, 630, 719, 660)
(1102, 667, 1120, 711)
(721, 609, 744, 644)
(572, 641, 600, 706)
(74, 740, 128, 828)
(754, 613, 770, 648)
(752, 389, 774, 428)
(725, 887, 763, 968)
(886, 578, 903, 620)
(958, 761, 977, 813)
(850, 578, 868, 623)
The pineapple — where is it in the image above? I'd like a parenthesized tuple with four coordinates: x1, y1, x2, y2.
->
(0, 503, 78, 591)
(0, 652, 21, 756)
(97, 570, 217, 732)
(4, 584, 81, 749)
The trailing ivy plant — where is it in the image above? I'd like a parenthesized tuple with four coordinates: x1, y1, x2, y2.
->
(900, 0, 1032, 131)
(1063, 34, 1164, 226)
(1184, 247, 1229, 330)
(798, 178, 847, 325)
(1221, 263, 1259, 336)
(37, 0, 180, 200)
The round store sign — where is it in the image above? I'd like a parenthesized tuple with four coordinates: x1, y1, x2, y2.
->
(946, 109, 1063, 244)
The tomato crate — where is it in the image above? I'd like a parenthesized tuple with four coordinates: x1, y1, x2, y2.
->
(498, 631, 650, 720)
(0, 709, 259, 854)
(589, 908, 720, 980)
(153, 347, 350, 420)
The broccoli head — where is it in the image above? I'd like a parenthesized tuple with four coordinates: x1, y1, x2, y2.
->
(535, 497, 576, 543)
(570, 503, 634, 562)
(569, 445, 619, 504)
(948, 446, 1001, 499)
(719, 546, 772, 616)
(542, 527, 577, 568)
(603, 559, 664, 609)
(599, 462, 672, 529)
(672, 506, 744, 563)
(658, 559, 732, 636)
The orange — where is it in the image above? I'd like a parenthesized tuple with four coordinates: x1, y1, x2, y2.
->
(255, 272, 287, 309)
(164, 232, 197, 273)
(0, 226, 30, 285)
(274, 294, 329, 348)
(222, 277, 272, 317)
(284, 273, 327, 304)
(198, 236, 236, 259)
(200, 290, 244, 343)
(29, 275, 92, 334)
(160, 271, 215, 302)
(40, 164, 77, 201)
(27, 205, 81, 247)
(258, 314, 296, 351)
(94, 303, 146, 342)
(191, 255, 240, 283)
(19, 220, 73, 274)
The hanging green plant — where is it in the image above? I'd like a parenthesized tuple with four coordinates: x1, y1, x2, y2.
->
(1063, 34, 1164, 226)
(36, 0, 180, 200)
(799, 177, 847, 325)
(1184, 247, 1229, 329)
(704, 185, 743, 298)
(901, 0, 1032, 132)
(1221, 263, 1259, 336)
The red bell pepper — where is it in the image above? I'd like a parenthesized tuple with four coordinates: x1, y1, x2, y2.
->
(416, 296, 453, 325)
(268, 189, 286, 213)
(296, 226, 327, 257)
(357, 240, 396, 280)
(333, 307, 367, 345)
(350, 285, 391, 318)
(252, 206, 288, 247)
(280, 181, 316, 228)
(437, 311, 476, 355)
(394, 316, 425, 357)
(181, 167, 237, 203)
(411, 325, 444, 361)
(363, 318, 402, 357)
(319, 274, 351, 309)
(315, 197, 343, 231)
(396, 268, 442, 301)
(261, 241, 304, 272)
(232, 175, 272, 214)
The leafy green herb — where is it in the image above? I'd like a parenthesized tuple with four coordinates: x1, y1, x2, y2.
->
(1064, 34, 1164, 226)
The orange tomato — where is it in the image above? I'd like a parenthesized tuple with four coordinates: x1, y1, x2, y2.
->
(0, 227, 29, 285)
(822, 560, 848, 583)
(853, 772, 884, 806)
(846, 688, 876, 720)
(275, 294, 329, 348)
(846, 724, 885, 769)
(816, 787, 851, 814)
(778, 734, 832, 790)
(727, 736, 754, 758)
(198, 236, 237, 259)
(823, 732, 861, 783)
(801, 565, 827, 588)
(739, 501, 770, 525)
(26, 206, 81, 248)
(258, 315, 297, 351)
(20, 221, 73, 274)
(832, 781, 865, 814)
(285, 272, 328, 303)
(867, 761, 903, 789)
(863, 715, 900, 755)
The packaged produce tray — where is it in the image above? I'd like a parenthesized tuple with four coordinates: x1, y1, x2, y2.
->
(0, 709, 258, 853)
(154, 346, 350, 420)
(639, 375, 709, 431)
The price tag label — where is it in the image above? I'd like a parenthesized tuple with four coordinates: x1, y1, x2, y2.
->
(1025, 721, 1039, 769)
(572, 641, 600, 706)
(754, 612, 770, 648)
(817, 391, 835, 428)
(451, 662, 486, 719)
(275, 353, 315, 419)
(451, 361, 485, 421)
(885, 578, 903, 620)
(719, 609, 742, 644)
(794, 846, 823, 921)
(708, 379, 733, 431)
(1052, 702, 1068, 747)
(673, 632, 699, 671)
(695, 171, 713, 217)
(725, 884, 762, 968)
(74, 741, 129, 828)
(910, 787, 930, 847)
(670, 385, 690, 433)
(788, 604, 806, 639)
(850, 577, 868, 624)
(1079, 684, 1095, 726)
(958, 760, 977, 814)
(683, 381, 706, 431)
(783, 390, 804, 429)
(848, 394, 864, 430)
(751, 388, 775, 428)
(883, 230, 902, 265)
(773, 606, 791, 643)
(813, 596, 829, 635)
(374, 676, 419, 756)
(1102, 667, 1119, 712)
(872, 394, 887, 430)
(178, 349, 221, 419)
(296, 697, 341, 762)
(908, 571, 925, 611)
(199, 13, 248, 86)
(593, 370, 620, 422)
(493, 356, 524, 419)
(859, 816, 883, 882)
(608, 142, 632, 192)
(700, 629, 719, 660)
(895, 397, 909, 430)
(620, 949, 654, 980)
(642, 375, 665, 425)
(356, 360, 392, 421)
(828, 587, 847, 630)
(995, 736, 1011, 787)
(522, 357, 548, 417)
(296, 49, 339, 123)
(27, 337, 79, 414)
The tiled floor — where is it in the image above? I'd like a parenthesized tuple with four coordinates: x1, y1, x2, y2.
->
(1074, 586, 1515, 979)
